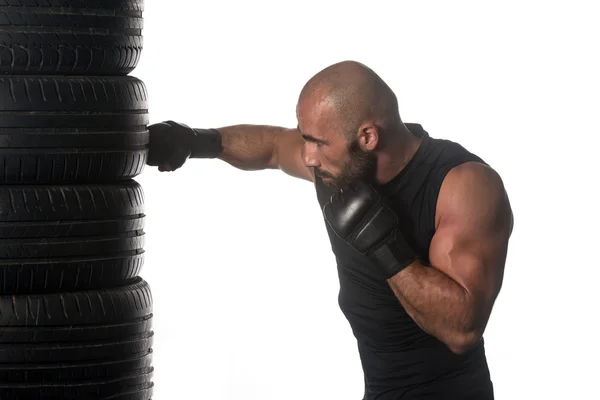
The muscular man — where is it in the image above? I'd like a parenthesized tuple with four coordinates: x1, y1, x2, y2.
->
(147, 60, 514, 400)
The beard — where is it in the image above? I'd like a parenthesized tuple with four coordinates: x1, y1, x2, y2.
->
(316, 139, 377, 189)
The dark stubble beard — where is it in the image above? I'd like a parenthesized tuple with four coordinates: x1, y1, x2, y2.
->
(318, 139, 377, 189)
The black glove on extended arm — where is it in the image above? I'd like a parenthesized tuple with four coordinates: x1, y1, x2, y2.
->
(323, 181, 419, 279)
(147, 120, 222, 171)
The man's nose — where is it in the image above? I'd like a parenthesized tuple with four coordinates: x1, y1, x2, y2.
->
(302, 144, 320, 168)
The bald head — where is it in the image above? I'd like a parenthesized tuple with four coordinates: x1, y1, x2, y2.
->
(297, 61, 401, 141)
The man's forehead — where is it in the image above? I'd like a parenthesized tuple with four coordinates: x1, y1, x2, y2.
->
(297, 87, 333, 113)
(297, 98, 334, 126)
(296, 92, 339, 140)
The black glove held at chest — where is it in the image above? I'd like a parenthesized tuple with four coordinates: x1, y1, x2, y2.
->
(323, 181, 418, 279)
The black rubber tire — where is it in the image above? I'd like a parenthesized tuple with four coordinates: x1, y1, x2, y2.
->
(0, 181, 146, 294)
(0, 316, 153, 343)
(0, 254, 145, 294)
(0, 180, 144, 221)
(0, 0, 144, 75)
(0, 276, 152, 326)
(0, 369, 153, 399)
(0, 331, 154, 363)
(0, 279, 154, 398)
(0, 386, 154, 400)
(0, 75, 148, 185)
(0, 233, 144, 258)
(0, 350, 153, 383)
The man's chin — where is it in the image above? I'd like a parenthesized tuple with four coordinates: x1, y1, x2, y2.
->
(321, 176, 336, 187)
(323, 177, 354, 189)
(320, 171, 368, 188)
(321, 176, 344, 189)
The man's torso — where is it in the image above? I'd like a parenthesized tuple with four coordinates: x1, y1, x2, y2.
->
(314, 123, 495, 400)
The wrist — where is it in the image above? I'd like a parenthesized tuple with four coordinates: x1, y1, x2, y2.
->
(190, 128, 223, 158)
(368, 230, 419, 279)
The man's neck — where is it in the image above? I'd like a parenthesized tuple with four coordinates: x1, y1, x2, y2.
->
(375, 125, 423, 185)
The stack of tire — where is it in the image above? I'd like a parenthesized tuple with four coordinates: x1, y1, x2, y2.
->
(0, 1, 153, 398)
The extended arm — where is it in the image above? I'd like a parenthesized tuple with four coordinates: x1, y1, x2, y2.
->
(217, 124, 314, 181)
(386, 162, 513, 354)
(147, 121, 314, 182)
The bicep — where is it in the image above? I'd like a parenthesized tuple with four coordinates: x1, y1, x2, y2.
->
(272, 128, 314, 182)
(429, 163, 513, 312)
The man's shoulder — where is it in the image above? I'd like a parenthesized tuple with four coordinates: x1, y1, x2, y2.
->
(435, 161, 512, 230)
(416, 134, 489, 190)
(429, 135, 484, 161)
(444, 161, 502, 188)
(440, 161, 505, 201)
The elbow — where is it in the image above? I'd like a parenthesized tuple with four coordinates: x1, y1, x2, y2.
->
(446, 331, 483, 355)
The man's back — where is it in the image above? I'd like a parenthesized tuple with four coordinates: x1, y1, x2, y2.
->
(314, 123, 495, 400)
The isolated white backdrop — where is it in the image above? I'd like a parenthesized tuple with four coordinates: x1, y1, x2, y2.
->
(132, 1, 599, 399)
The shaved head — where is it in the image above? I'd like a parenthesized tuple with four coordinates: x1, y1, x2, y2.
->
(296, 60, 405, 188)
(298, 60, 401, 141)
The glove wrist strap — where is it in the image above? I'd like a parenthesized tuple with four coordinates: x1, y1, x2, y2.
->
(368, 232, 418, 279)
(190, 128, 223, 158)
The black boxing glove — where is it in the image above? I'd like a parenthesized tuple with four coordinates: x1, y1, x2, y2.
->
(323, 181, 418, 279)
(147, 120, 222, 171)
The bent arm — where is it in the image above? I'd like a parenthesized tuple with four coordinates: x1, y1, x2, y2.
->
(216, 124, 313, 182)
(386, 162, 513, 354)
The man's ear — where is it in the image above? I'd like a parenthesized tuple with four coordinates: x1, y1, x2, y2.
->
(358, 123, 379, 151)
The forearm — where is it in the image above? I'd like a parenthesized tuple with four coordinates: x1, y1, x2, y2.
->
(215, 124, 286, 171)
(387, 260, 481, 354)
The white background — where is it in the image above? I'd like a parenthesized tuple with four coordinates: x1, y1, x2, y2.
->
(133, 1, 600, 399)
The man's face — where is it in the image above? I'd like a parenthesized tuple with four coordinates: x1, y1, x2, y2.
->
(298, 123, 377, 188)
(297, 99, 377, 188)
(313, 137, 377, 188)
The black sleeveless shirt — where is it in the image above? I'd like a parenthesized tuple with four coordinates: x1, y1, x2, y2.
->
(314, 123, 495, 400)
